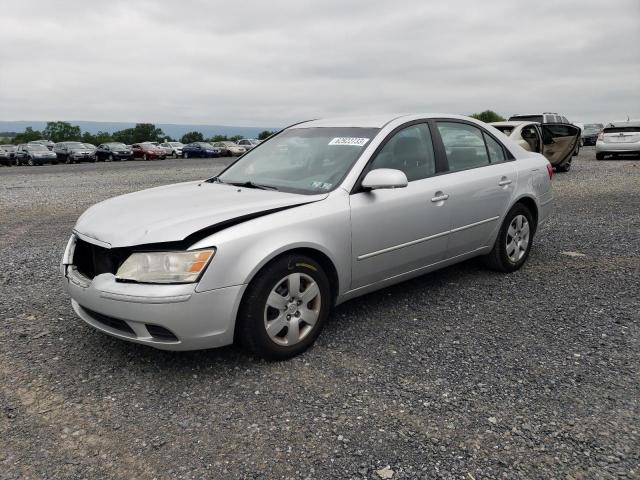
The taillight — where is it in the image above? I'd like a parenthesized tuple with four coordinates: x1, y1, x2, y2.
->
(546, 162, 553, 180)
(597, 131, 604, 141)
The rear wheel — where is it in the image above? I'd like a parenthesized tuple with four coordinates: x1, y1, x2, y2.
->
(27, 157, 34, 166)
(108, 154, 114, 162)
(596, 152, 605, 160)
(236, 254, 331, 360)
(556, 161, 571, 172)
(184, 152, 189, 159)
(484, 203, 535, 273)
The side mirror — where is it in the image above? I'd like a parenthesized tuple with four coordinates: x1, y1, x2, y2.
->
(361, 168, 408, 190)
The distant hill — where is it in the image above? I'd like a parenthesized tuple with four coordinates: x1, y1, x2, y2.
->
(0, 121, 279, 139)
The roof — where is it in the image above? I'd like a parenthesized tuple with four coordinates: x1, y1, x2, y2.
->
(294, 114, 410, 129)
(293, 113, 491, 129)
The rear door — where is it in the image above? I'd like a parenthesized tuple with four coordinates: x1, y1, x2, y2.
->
(540, 124, 580, 166)
(433, 120, 516, 259)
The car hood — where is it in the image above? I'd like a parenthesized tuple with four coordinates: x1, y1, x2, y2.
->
(74, 181, 327, 248)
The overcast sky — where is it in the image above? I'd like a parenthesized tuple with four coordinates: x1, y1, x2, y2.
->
(1, 0, 638, 126)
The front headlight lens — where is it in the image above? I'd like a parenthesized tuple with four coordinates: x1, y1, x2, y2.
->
(116, 249, 215, 284)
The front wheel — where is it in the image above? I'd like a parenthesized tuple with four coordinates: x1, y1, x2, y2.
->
(184, 152, 189, 159)
(236, 254, 331, 360)
(483, 203, 535, 273)
(27, 157, 34, 166)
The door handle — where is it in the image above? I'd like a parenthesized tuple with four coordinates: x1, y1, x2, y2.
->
(498, 177, 512, 186)
(431, 192, 449, 202)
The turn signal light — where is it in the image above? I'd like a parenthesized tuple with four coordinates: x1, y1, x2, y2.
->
(546, 162, 553, 180)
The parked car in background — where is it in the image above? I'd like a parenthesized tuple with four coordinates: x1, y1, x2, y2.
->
(163, 142, 184, 158)
(0, 145, 17, 166)
(491, 120, 580, 172)
(61, 113, 553, 359)
(212, 141, 246, 156)
(181, 142, 221, 158)
(509, 113, 570, 124)
(596, 121, 640, 160)
(237, 139, 260, 151)
(95, 142, 133, 161)
(131, 143, 166, 160)
(15, 143, 58, 165)
(580, 123, 604, 146)
(54, 141, 96, 163)
(29, 139, 55, 150)
(157, 143, 174, 158)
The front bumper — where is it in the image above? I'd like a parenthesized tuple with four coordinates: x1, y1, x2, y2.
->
(62, 265, 246, 351)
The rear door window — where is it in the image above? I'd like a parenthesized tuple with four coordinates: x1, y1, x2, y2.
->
(436, 122, 490, 172)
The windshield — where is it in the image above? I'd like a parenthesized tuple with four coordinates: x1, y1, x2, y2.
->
(583, 125, 600, 134)
(27, 144, 48, 151)
(217, 127, 379, 194)
(107, 143, 127, 149)
(66, 142, 85, 149)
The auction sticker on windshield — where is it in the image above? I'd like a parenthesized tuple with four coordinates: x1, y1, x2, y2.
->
(328, 137, 370, 146)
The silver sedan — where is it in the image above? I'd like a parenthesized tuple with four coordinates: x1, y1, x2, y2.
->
(61, 114, 554, 359)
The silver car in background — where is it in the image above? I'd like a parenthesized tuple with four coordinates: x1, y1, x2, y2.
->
(61, 114, 553, 359)
(596, 121, 640, 160)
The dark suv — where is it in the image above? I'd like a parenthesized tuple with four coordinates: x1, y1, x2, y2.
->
(95, 142, 134, 161)
(15, 143, 58, 165)
(0, 145, 17, 166)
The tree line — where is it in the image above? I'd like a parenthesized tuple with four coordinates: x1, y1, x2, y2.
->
(2, 112, 505, 146)
(2, 121, 276, 145)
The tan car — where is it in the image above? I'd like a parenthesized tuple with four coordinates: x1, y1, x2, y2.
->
(491, 121, 580, 172)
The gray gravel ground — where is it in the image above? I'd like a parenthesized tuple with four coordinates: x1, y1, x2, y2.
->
(1, 149, 639, 479)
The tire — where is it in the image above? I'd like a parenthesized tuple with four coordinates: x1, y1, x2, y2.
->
(65, 155, 72, 164)
(184, 152, 189, 159)
(483, 203, 535, 273)
(596, 152, 605, 160)
(143, 153, 149, 161)
(108, 154, 114, 162)
(27, 157, 34, 166)
(556, 162, 571, 172)
(573, 144, 580, 156)
(236, 254, 332, 360)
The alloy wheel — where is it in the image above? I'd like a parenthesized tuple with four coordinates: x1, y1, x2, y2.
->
(506, 214, 530, 263)
(263, 272, 321, 346)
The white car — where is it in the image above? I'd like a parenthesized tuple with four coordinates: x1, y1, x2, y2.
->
(237, 139, 260, 151)
(163, 142, 184, 158)
(596, 121, 640, 160)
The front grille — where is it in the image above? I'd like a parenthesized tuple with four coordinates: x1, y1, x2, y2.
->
(73, 238, 130, 279)
(82, 306, 136, 336)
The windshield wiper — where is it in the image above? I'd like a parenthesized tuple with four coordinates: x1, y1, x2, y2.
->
(228, 181, 279, 191)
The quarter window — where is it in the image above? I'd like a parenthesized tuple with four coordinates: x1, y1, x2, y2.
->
(436, 122, 490, 172)
(483, 133, 506, 163)
(369, 123, 436, 182)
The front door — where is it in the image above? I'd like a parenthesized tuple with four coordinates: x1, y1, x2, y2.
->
(350, 123, 451, 289)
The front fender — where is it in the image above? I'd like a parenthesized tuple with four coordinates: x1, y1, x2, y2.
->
(191, 191, 352, 295)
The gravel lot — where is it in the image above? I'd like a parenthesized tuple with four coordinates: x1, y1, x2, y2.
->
(1, 149, 639, 479)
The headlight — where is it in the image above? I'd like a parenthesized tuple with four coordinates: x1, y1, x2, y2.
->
(115, 249, 215, 284)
